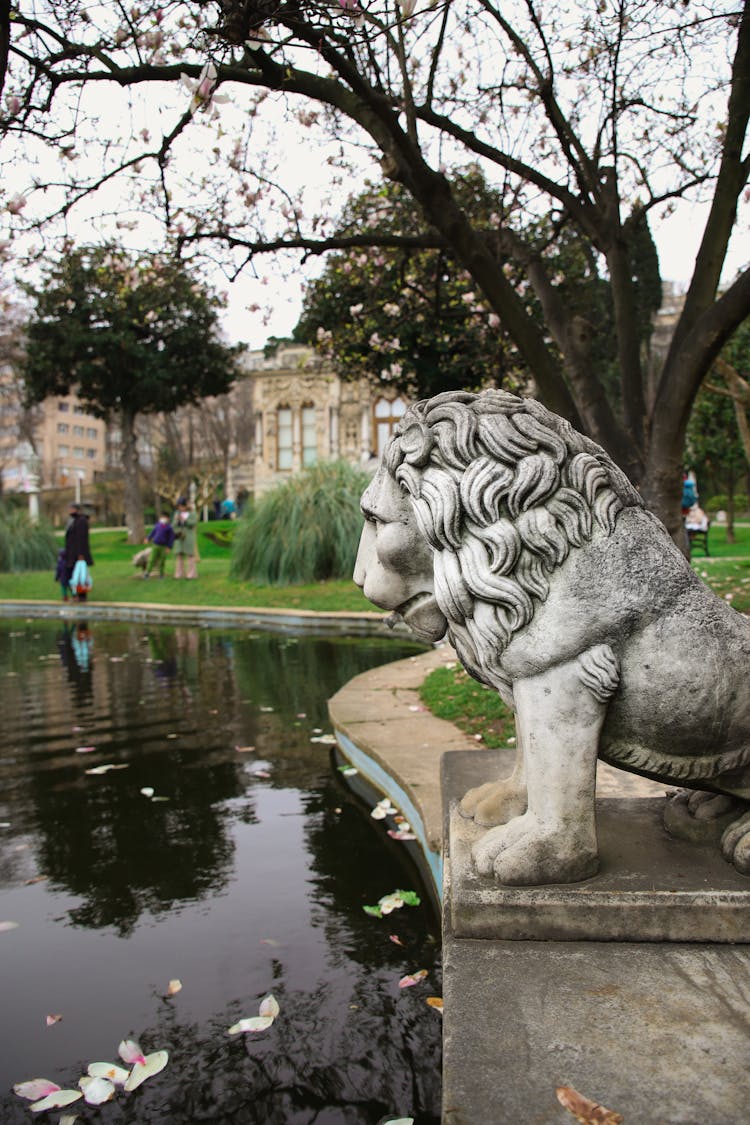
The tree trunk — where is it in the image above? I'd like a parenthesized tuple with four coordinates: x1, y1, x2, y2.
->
(120, 409, 144, 544)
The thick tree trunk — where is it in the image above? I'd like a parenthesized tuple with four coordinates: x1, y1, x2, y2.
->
(120, 409, 144, 544)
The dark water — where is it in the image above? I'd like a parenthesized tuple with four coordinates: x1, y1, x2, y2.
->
(0, 619, 441, 1124)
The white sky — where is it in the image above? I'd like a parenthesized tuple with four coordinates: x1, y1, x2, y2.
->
(3, 71, 748, 352)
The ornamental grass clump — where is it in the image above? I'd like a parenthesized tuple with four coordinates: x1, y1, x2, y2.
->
(0, 505, 58, 572)
(230, 461, 371, 585)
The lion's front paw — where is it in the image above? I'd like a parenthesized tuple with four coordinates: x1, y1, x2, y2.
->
(721, 809, 750, 875)
(459, 780, 527, 826)
(472, 815, 598, 886)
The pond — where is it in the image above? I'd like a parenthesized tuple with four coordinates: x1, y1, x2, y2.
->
(0, 618, 441, 1124)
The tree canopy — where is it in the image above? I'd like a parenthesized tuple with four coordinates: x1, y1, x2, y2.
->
(2, 1, 750, 539)
(294, 173, 626, 402)
(23, 243, 243, 540)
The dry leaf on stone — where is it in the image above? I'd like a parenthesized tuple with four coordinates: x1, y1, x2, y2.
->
(556, 1085, 624, 1124)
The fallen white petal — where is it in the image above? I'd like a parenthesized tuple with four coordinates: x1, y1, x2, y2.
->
(0, 920, 19, 932)
(79, 1076, 115, 1105)
(14, 1079, 61, 1100)
(140, 787, 155, 798)
(123, 1050, 168, 1092)
(227, 1016, 274, 1034)
(258, 994, 280, 1019)
(87, 1062, 129, 1085)
(29, 1089, 82, 1112)
(118, 1038, 146, 1066)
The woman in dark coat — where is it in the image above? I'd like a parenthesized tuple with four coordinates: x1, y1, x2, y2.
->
(64, 503, 93, 599)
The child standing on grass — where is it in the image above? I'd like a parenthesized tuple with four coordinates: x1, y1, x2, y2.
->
(55, 548, 71, 601)
(144, 514, 175, 578)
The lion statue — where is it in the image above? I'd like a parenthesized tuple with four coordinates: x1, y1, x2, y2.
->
(353, 388, 750, 886)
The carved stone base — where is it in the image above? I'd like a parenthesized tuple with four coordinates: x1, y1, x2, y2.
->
(443, 751, 750, 943)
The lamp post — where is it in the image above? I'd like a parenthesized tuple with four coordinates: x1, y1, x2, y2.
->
(21, 447, 41, 523)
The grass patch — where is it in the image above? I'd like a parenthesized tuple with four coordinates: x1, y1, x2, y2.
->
(419, 662, 516, 749)
(691, 556, 750, 613)
(688, 521, 750, 560)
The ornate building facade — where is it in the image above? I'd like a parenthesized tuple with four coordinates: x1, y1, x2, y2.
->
(239, 343, 408, 498)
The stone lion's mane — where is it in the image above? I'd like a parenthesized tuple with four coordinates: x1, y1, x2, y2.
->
(385, 390, 642, 693)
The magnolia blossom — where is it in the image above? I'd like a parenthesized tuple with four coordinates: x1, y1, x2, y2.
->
(349, 303, 363, 316)
(461, 291, 476, 305)
(383, 302, 400, 317)
(180, 63, 231, 114)
(488, 313, 501, 328)
(5, 94, 20, 115)
(6, 193, 26, 215)
(399, 0, 417, 16)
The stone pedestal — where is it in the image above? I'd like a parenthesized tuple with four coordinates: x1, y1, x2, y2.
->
(442, 751, 750, 1124)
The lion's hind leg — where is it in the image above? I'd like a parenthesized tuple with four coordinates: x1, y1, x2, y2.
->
(722, 808, 750, 875)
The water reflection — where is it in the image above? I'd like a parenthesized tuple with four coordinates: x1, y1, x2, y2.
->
(0, 620, 440, 1124)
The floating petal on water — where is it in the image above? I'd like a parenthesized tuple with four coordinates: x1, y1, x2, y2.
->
(87, 1062, 129, 1085)
(45, 1014, 63, 1026)
(140, 787, 155, 798)
(74, 746, 96, 754)
(118, 1038, 146, 1066)
(227, 1016, 274, 1034)
(398, 970, 428, 989)
(426, 997, 444, 1013)
(0, 920, 19, 932)
(258, 994, 280, 1019)
(29, 1089, 82, 1112)
(14, 1079, 61, 1100)
(123, 1050, 169, 1091)
(79, 1076, 115, 1105)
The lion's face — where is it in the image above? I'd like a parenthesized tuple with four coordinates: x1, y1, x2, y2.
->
(354, 466, 448, 643)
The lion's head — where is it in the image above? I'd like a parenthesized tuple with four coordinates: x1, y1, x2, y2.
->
(354, 389, 642, 692)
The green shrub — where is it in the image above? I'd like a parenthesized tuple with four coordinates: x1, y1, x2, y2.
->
(703, 493, 749, 514)
(0, 505, 58, 572)
(230, 461, 371, 585)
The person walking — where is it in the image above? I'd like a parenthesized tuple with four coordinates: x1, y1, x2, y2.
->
(64, 502, 93, 602)
(171, 497, 199, 579)
(144, 513, 175, 578)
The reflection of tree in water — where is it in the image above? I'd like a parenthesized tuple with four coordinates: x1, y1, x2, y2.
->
(231, 633, 424, 730)
(23, 624, 258, 935)
(0, 976, 440, 1125)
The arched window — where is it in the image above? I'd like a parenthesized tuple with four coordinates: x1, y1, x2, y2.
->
(277, 406, 293, 470)
(373, 396, 407, 458)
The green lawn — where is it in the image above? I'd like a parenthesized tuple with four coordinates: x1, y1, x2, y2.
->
(689, 522, 750, 613)
(1, 520, 748, 614)
(0, 524, 373, 613)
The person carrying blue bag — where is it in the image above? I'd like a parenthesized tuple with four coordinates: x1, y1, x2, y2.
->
(64, 502, 94, 603)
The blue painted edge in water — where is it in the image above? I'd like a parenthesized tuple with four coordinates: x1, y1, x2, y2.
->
(332, 726, 443, 901)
